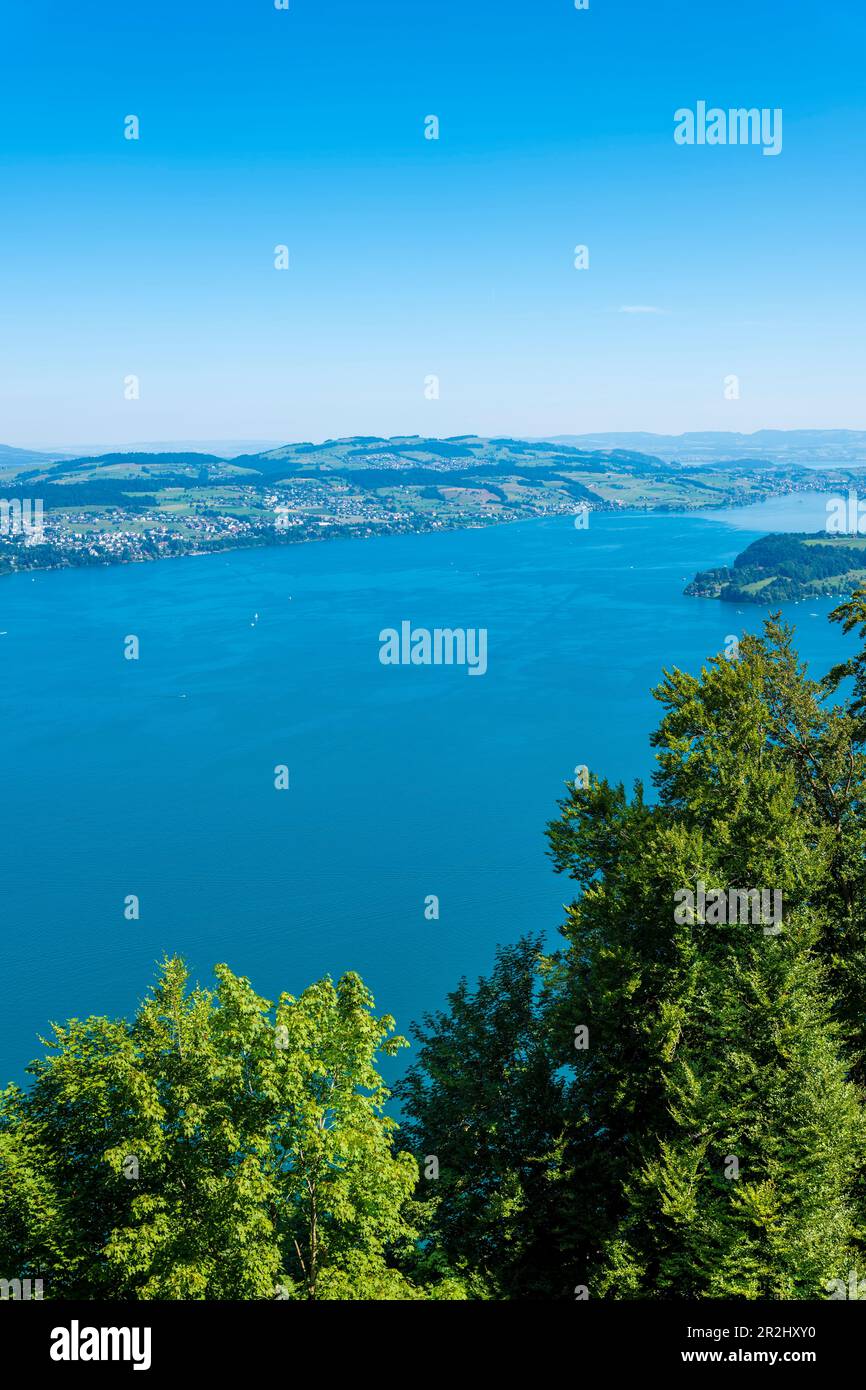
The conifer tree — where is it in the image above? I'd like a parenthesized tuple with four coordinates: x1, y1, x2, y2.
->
(547, 626, 866, 1298)
(397, 936, 568, 1299)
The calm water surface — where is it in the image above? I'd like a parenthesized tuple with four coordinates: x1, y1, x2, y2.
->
(0, 495, 852, 1084)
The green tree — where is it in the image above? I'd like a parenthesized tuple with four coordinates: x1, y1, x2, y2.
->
(546, 623, 866, 1297)
(269, 971, 452, 1300)
(0, 959, 462, 1300)
(397, 936, 568, 1299)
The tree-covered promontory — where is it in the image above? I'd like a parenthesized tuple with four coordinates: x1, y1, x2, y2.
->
(686, 531, 866, 603)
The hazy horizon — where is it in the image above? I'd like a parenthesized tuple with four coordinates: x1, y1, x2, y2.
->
(7, 425, 866, 462)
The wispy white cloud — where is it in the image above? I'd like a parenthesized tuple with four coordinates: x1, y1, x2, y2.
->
(615, 305, 666, 314)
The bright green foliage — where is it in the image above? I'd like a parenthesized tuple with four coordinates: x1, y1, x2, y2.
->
(0, 961, 460, 1300)
(267, 972, 453, 1300)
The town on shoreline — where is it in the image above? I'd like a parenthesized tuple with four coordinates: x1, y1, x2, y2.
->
(1, 433, 862, 581)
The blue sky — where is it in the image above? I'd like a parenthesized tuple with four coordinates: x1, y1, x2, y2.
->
(2, 0, 864, 447)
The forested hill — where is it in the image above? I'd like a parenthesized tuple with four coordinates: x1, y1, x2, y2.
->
(685, 532, 866, 603)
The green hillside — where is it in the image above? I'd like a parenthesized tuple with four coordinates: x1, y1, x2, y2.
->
(686, 531, 866, 603)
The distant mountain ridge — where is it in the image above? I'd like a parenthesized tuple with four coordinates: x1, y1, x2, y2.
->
(545, 430, 866, 465)
(228, 434, 668, 480)
(2, 435, 668, 478)
(0, 442, 70, 467)
(5, 430, 866, 474)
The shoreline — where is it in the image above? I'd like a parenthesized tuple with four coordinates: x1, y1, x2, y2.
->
(0, 484, 827, 586)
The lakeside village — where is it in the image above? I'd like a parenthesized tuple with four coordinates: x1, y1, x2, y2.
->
(0, 477, 602, 578)
(1, 466, 856, 581)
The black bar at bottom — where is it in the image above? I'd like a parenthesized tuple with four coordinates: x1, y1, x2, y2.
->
(1, 1298, 859, 1375)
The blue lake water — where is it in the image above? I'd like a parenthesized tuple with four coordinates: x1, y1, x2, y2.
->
(0, 493, 853, 1086)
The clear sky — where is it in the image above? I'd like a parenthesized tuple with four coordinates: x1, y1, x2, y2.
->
(2, 0, 865, 447)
